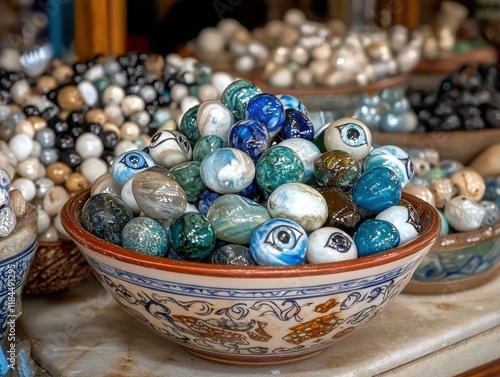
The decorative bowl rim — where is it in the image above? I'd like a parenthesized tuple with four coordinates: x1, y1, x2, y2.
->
(430, 221, 500, 253)
(61, 188, 440, 279)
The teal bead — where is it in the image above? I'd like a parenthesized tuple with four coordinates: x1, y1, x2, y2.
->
(256, 146, 304, 198)
(153, 108, 172, 125)
(353, 218, 400, 257)
(92, 77, 111, 94)
(170, 161, 206, 202)
(189, 85, 199, 97)
(195, 63, 212, 85)
(179, 105, 201, 144)
(193, 135, 227, 162)
(122, 217, 169, 257)
(221, 79, 262, 121)
(438, 210, 449, 235)
(426, 167, 447, 182)
(206, 194, 271, 244)
(169, 212, 216, 261)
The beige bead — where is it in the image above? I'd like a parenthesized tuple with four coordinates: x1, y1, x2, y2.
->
(65, 172, 89, 193)
(403, 185, 436, 207)
(450, 168, 485, 201)
(42, 186, 70, 217)
(45, 162, 72, 186)
(27, 116, 47, 131)
(15, 120, 35, 138)
(120, 95, 145, 117)
(52, 64, 74, 85)
(85, 109, 107, 125)
(57, 85, 84, 112)
(36, 75, 58, 94)
(102, 122, 121, 135)
(10, 79, 31, 105)
(120, 121, 141, 141)
(412, 158, 431, 177)
(429, 178, 457, 209)
(9, 189, 27, 217)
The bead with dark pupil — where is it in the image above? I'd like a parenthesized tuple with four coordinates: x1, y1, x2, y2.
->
(347, 128, 360, 140)
(278, 231, 290, 244)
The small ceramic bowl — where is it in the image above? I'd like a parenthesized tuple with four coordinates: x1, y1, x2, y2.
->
(405, 222, 500, 294)
(61, 188, 440, 365)
(0, 203, 38, 336)
(23, 240, 91, 295)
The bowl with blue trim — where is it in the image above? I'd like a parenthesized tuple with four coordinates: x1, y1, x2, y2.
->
(61, 187, 440, 366)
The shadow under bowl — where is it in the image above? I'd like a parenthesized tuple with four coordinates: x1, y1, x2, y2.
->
(405, 222, 500, 295)
(60, 188, 440, 366)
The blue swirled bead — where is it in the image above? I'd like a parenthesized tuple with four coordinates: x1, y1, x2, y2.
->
(122, 216, 169, 257)
(364, 145, 414, 188)
(256, 145, 304, 198)
(279, 109, 315, 141)
(170, 160, 206, 202)
(210, 244, 257, 266)
(207, 194, 271, 244)
(276, 94, 309, 116)
(179, 104, 201, 144)
(352, 166, 402, 214)
(200, 147, 255, 194)
(197, 188, 221, 216)
(81, 193, 134, 245)
(228, 119, 270, 160)
(353, 218, 400, 257)
(221, 79, 262, 121)
(110, 150, 156, 187)
(168, 212, 216, 261)
(245, 93, 285, 138)
(250, 217, 308, 266)
(192, 135, 227, 162)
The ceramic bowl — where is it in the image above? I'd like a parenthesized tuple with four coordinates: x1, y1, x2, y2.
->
(23, 240, 91, 295)
(405, 222, 500, 294)
(0, 203, 38, 336)
(61, 188, 440, 366)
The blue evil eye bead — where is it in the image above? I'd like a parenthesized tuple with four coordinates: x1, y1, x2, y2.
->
(197, 188, 221, 216)
(267, 182, 328, 231)
(110, 150, 156, 187)
(276, 94, 309, 117)
(207, 194, 270, 244)
(256, 146, 304, 198)
(279, 109, 315, 141)
(250, 217, 308, 266)
(353, 219, 400, 257)
(0, 186, 9, 210)
(200, 147, 255, 194)
(196, 100, 235, 141)
(364, 145, 414, 187)
(0, 169, 11, 189)
(306, 227, 357, 264)
(179, 104, 201, 144)
(221, 79, 262, 121)
(192, 135, 227, 162)
(168, 212, 216, 262)
(376, 205, 421, 245)
(228, 119, 270, 160)
(352, 166, 402, 214)
(210, 244, 257, 266)
(81, 193, 134, 245)
(245, 93, 285, 138)
(122, 216, 169, 257)
(278, 138, 321, 183)
(323, 117, 372, 161)
(149, 130, 193, 169)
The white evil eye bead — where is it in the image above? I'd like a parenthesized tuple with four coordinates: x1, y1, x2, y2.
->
(324, 117, 372, 161)
(149, 130, 193, 168)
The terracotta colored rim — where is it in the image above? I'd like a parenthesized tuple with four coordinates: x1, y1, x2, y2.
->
(431, 221, 500, 253)
(60, 188, 440, 278)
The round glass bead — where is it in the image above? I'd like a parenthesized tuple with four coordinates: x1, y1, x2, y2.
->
(313, 150, 361, 192)
(192, 135, 226, 162)
(170, 160, 205, 202)
(245, 93, 285, 138)
(220, 79, 262, 121)
(210, 244, 256, 266)
(279, 109, 315, 141)
(196, 100, 234, 141)
(227, 119, 270, 160)
(353, 218, 400, 257)
(122, 216, 169, 257)
(149, 130, 192, 169)
(323, 117, 372, 161)
(110, 150, 156, 187)
(306, 227, 357, 264)
(179, 104, 201, 144)
(277, 138, 321, 183)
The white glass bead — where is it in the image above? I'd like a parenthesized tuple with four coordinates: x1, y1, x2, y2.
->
(211, 72, 234, 94)
(306, 227, 357, 264)
(11, 177, 36, 201)
(9, 133, 33, 162)
(79, 157, 109, 185)
(104, 104, 125, 126)
(198, 84, 219, 102)
(53, 213, 70, 238)
(39, 225, 60, 242)
(75, 132, 104, 159)
(78, 80, 98, 107)
(102, 84, 126, 106)
(91, 172, 121, 196)
(37, 208, 51, 234)
(83, 64, 105, 81)
(42, 186, 70, 217)
(121, 179, 141, 214)
(196, 100, 234, 140)
(180, 96, 200, 114)
(170, 83, 189, 103)
(17, 156, 44, 180)
(120, 95, 145, 117)
(114, 140, 138, 157)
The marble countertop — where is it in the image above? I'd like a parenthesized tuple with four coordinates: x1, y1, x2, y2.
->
(18, 274, 500, 377)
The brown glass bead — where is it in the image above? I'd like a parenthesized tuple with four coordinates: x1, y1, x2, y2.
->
(317, 187, 361, 233)
(46, 162, 73, 186)
(65, 172, 89, 193)
(314, 150, 361, 192)
(36, 75, 58, 94)
(57, 85, 84, 112)
(85, 109, 107, 125)
(27, 116, 47, 131)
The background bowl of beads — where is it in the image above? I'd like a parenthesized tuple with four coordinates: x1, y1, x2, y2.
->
(61, 188, 440, 366)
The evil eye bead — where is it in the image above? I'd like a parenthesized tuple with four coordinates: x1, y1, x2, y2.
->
(250, 217, 308, 266)
(364, 145, 414, 187)
(0, 169, 11, 188)
(306, 227, 357, 264)
(323, 117, 372, 161)
(110, 150, 156, 187)
(149, 130, 193, 169)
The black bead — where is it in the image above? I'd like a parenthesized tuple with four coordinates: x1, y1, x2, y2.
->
(41, 106, 59, 122)
(117, 54, 129, 68)
(145, 120, 160, 136)
(152, 79, 165, 94)
(484, 105, 500, 128)
(85, 122, 102, 135)
(48, 118, 69, 134)
(70, 125, 85, 139)
(61, 149, 82, 169)
(438, 114, 461, 131)
(100, 150, 115, 165)
(0, 89, 11, 103)
(56, 133, 75, 150)
(100, 130, 119, 150)
(23, 105, 40, 117)
(73, 62, 88, 75)
(125, 84, 141, 95)
(67, 111, 85, 127)
(463, 116, 485, 130)
(46, 88, 59, 103)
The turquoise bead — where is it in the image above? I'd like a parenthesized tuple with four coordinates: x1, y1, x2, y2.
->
(170, 161, 206, 202)
(353, 218, 400, 257)
(179, 104, 201, 144)
(122, 217, 169, 257)
(256, 146, 304, 198)
(206, 194, 271, 244)
(193, 135, 227, 162)
(425, 167, 447, 182)
(438, 210, 449, 235)
(168, 212, 216, 261)
(352, 167, 402, 214)
(221, 79, 262, 121)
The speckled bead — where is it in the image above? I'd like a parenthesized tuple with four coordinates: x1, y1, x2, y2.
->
(210, 244, 257, 266)
(313, 150, 361, 192)
(353, 218, 400, 257)
(278, 138, 321, 183)
(122, 216, 169, 257)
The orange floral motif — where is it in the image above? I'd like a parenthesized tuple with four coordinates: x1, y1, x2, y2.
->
(247, 321, 272, 342)
(174, 315, 248, 344)
(284, 312, 340, 345)
(314, 298, 339, 313)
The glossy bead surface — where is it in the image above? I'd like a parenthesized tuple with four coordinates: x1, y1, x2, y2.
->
(352, 166, 402, 214)
(480, 200, 500, 227)
(110, 150, 156, 187)
(192, 135, 226, 162)
(122, 216, 169, 257)
(364, 145, 413, 188)
(200, 147, 255, 194)
(279, 109, 315, 141)
(450, 169, 485, 202)
(276, 94, 309, 116)
(227, 119, 270, 160)
(0, 207, 16, 237)
(179, 104, 201, 144)
(444, 195, 486, 232)
(250, 217, 308, 266)
(209, 244, 257, 266)
(197, 188, 221, 216)
(313, 150, 360, 192)
(221, 79, 262, 121)
(207, 194, 270, 244)
(376, 205, 421, 245)
(278, 138, 321, 183)
(353, 219, 400, 257)
(149, 130, 192, 169)
(318, 187, 361, 233)
(323, 117, 372, 161)
(170, 161, 205, 202)
(245, 93, 285, 137)
(196, 100, 234, 141)
(306, 227, 357, 264)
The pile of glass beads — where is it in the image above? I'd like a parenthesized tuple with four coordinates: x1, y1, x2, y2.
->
(0, 168, 16, 237)
(403, 147, 500, 234)
(0, 51, 235, 243)
(81, 78, 423, 267)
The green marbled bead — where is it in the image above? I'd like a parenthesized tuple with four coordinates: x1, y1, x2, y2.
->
(206, 194, 271, 244)
(314, 150, 361, 192)
(170, 160, 206, 202)
(193, 135, 227, 162)
(195, 63, 212, 85)
(179, 104, 201, 144)
(169, 212, 216, 261)
(425, 167, 447, 182)
(220, 79, 262, 121)
(255, 146, 304, 198)
(93, 77, 111, 94)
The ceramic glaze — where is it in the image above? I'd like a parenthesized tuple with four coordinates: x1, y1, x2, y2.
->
(275, 94, 309, 116)
(306, 227, 357, 264)
(317, 187, 361, 233)
(444, 195, 486, 232)
(170, 161, 205, 202)
(364, 145, 413, 188)
(197, 188, 221, 216)
(353, 218, 400, 257)
(149, 130, 193, 169)
(376, 205, 421, 245)
(110, 150, 156, 187)
(323, 118, 372, 161)
(250, 217, 308, 266)
(179, 104, 201, 144)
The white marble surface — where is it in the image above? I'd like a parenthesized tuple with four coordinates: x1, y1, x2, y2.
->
(18, 275, 500, 377)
